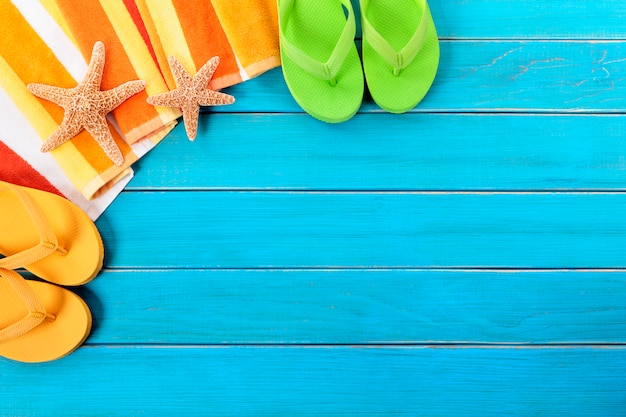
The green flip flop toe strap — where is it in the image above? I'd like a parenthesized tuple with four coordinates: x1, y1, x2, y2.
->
(361, 0, 430, 76)
(279, 0, 357, 84)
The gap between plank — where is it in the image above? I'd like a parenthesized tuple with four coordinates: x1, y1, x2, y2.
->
(100, 267, 626, 273)
(81, 343, 626, 349)
(120, 189, 626, 195)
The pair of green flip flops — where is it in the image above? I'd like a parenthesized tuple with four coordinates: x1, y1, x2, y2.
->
(278, 0, 439, 123)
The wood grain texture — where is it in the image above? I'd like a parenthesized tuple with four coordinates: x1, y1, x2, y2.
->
(97, 191, 626, 269)
(130, 113, 626, 191)
(72, 269, 626, 344)
(426, 0, 626, 39)
(1, 347, 625, 416)
(348, 0, 626, 40)
(218, 41, 626, 114)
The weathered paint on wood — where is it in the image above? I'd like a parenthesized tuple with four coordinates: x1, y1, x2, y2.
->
(220, 42, 626, 114)
(73, 269, 626, 344)
(1, 347, 625, 416)
(130, 113, 626, 191)
(97, 191, 626, 269)
(427, 0, 626, 39)
(353, 0, 626, 40)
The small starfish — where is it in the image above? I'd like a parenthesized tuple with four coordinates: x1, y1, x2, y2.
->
(27, 41, 146, 166)
(147, 56, 235, 141)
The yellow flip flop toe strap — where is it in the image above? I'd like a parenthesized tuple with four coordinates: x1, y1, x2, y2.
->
(0, 182, 67, 271)
(0, 268, 55, 344)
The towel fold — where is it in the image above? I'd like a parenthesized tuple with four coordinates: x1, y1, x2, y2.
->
(0, 0, 280, 220)
(211, 0, 281, 83)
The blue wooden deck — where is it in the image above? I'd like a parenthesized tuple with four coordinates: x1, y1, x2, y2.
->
(3, 1, 626, 415)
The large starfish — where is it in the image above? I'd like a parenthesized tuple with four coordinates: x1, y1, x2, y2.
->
(147, 56, 235, 141)
(27, 41, 145, 166)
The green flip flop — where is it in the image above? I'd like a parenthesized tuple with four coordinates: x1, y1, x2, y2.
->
(278, 0, 364, 123)
(360, 0, 440, 113)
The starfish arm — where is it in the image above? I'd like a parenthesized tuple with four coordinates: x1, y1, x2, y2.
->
(27, 83, 73, 107)
(182, 101, 200, 141)
(26, 41, 148, 160)
(193, 56, 220, 90)
(197, 90, 235, 107)
(40, 115, 84, 152)
(99, 80, 146, 113)
(83, 41, 106, 92)
(84, 118, 124, 166)
(168, 56, 193, 88)
(146, 89, 186, 107)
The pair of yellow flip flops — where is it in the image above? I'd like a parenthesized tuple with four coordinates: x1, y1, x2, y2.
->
(0, 181, 103, 363)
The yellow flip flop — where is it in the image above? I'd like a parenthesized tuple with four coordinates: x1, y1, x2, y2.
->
(0, 181, 104, 286)
(0, 268, 92, 363)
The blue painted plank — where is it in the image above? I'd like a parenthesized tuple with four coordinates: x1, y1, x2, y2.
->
(1, 346, 625, 416)
(130, 113, 626, 191)
(427, 0, 626, 39)
(218, 41, 626, 114)
(75, 269, 626, 344)
(97, 191, 626, 269)
(342, 0, 626, 39)
(199, 0, 626, 43)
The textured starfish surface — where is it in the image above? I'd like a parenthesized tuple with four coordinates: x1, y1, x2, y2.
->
(147, 56, 235, 141)
(27, 41, 146, 166)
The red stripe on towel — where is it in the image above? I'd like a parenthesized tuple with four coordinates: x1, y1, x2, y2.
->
(0, 140, 63, 197)
(122, 0, 159, 68)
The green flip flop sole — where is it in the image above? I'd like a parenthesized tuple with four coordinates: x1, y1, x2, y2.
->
(361, 0, 440, 113)
(278, 0, 364, 123)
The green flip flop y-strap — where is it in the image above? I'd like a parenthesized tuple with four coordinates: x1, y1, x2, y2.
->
(360, 0, 440, 113)
(278, 0, 364, 123)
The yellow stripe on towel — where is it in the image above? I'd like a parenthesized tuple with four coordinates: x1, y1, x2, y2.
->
(138, 0, 196, 89)
(0, 56, 99, 195)
(211, 0, 280, 79)
(97, 0, 182, 129)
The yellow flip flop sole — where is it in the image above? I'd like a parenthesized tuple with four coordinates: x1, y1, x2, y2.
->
(0, 268, 92, 363)
(0, 181, 104, 286)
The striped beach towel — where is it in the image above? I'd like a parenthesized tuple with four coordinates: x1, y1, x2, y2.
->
(0, 0, 279, 219)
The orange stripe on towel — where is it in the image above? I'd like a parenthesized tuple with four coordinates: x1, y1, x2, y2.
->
(54, 0, 160, 143)
(0, 1, 129, 173)
(171, 0, 241, 88)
